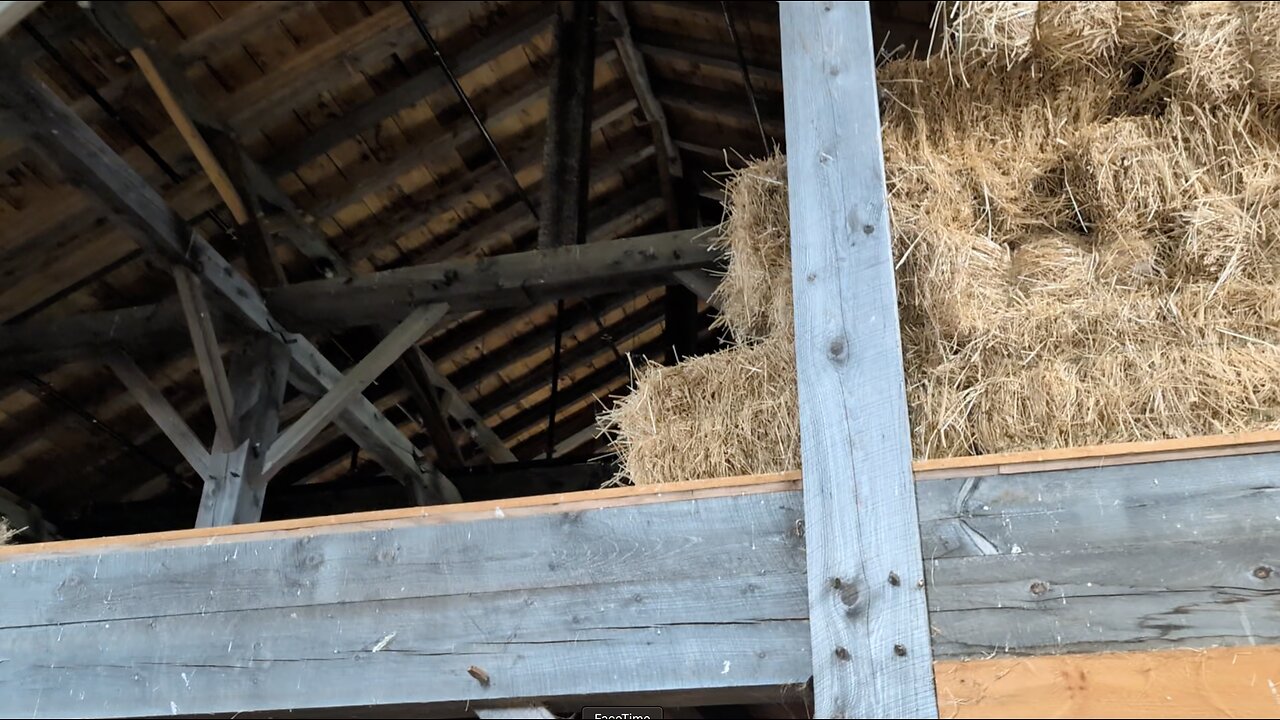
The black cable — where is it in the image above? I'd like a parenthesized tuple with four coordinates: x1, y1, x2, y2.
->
(20, 372, 189, 488)
(545, 299, 566, 459)
(401, 0, 539, 216)
(720, 2, 769, 149)
(24, 21, 183, 184)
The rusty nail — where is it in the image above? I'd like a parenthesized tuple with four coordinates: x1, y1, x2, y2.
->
(894, 644, 907, 657)
(467, 665, 491, 687)
(888, 571, 901, 587)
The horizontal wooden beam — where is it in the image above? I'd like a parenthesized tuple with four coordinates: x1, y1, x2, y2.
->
(0, 449, 1277, 716)
(0, 228, 720, 372)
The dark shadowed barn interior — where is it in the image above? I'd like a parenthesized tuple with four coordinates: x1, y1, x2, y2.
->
(0, 1, 933, 540)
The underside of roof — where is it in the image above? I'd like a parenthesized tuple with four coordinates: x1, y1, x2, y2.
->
(0, 1, 932, 538)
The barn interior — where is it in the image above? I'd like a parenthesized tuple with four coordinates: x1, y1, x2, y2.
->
(0, 1, 932, 542)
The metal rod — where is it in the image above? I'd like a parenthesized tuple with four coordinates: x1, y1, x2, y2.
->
(720, 2, 769, 149)
(545, 299, 567, 458)
(401, 0, 539, 216)
(20, 372, 190, 489)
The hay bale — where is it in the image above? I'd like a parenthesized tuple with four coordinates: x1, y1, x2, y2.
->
(0, 519, 13, 546)
(1065, 117, 1183, 232)
(1169, 186, 1262, 280)
(948, 0, 1039, 70)
(1035, 1, 1121, 70)
(1243, 1, 1280, 105)
(1117, 1, 1175, 59)
(600, 337, 799, 485)
(1170, 2, 1253, 104)
(709, 154, 792, 343)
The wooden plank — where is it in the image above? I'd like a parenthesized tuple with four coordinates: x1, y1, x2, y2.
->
(780, 3, 937, 717)
(536, 0, 596, 251)
(1, 458, 1278, 717)
(937, 646, 1280, 719)
(173, 266, 237, 451)
(412, 352, 518, 464)
(0, 1, 40, 38)
(269, 227, 722, 331)
(0, 492, 810, 718)
(264, 304, 447, 480)
(673, 268, 720, 307)
(912, 428, 1280, 480)
(105, 352, 211, 479)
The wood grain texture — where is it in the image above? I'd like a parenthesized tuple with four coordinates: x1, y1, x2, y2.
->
(0, 456, 1278, 716)
(105, 352, 211, 479)
(780, 2, 937, 716)
(0, 493, 810, 718)
(937, 646, 1280, 718)
(264, 304, 446, 479)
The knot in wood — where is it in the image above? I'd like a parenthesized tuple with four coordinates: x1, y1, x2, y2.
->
(827, 337, 846, 363)
(834, 646, 851, 661)
(1029, 580, 1049, 596)
(887, 571, 901, 587)
(1253, 565, 1273, 580)
(894, 643, 907, 657)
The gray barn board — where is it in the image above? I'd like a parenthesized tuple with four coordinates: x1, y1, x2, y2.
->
(1, 451, 1277, 718)
(780, 2, 938, 717)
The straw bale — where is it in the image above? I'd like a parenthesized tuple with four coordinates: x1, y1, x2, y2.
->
(709, 154, 791, 343)
(1243, 1, 1280, 105)
(603, 1, 1280, 484)
(1117, 1, 1175, 59)
(1065, 117, 1183, 232)
(0, 519, 13, 546)
(1170, 2, 1253, 104)
(947, 1, 1039, 70)
(600, 337, 798, 485)
(1035, 1, 1121, 71)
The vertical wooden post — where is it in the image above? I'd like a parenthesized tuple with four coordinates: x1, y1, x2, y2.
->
(537, 0, 597, 250)
(195, 335, 289, 527)
(780, 2, 938, 717)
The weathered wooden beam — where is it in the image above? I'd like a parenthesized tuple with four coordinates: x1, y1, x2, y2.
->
(673, 268, 720, 307)
(0, 1, 40, 38)
(1, 451, 1277, 717)
(537, 0, 596, 250)
(173, 267, 238, 451)
(264, 304, 447, 481)
(194, 334, 291, 526)
(269, 227, 720, 332)
(0, 55, 456, 504)
(105, 352, 211, 480)
(781, 3, 937, 717)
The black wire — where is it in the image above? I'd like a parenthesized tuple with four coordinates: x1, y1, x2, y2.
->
(401, 0, 539, 216)
(23, 21, 183, 184)
(720, 2, 769, 149)
(545, 299, 566, 459)
(20, 372, 189, 488)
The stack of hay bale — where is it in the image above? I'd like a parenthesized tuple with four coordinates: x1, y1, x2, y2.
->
(603, 1, 1280, 485)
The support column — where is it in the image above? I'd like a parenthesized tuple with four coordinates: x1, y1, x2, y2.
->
(780, 2, 938, 717)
